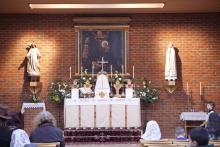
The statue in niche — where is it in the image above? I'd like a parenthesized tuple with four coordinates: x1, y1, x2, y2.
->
(165, 42, 177, 81)
(26, 42, 41, 82)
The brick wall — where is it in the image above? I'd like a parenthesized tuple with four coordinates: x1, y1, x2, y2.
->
(0, 13, 219, 138)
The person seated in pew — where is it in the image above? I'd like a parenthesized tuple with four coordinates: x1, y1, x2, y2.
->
(0, 104, 30, 147)
(141, 120, 161, 141)
(30, 111, 64, 147)
(189, 127, 213, 147)
(175, 126, 187, 140)
(206, 112, 220, 140)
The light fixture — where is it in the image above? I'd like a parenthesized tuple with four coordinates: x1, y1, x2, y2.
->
(29, 3, 165, 9)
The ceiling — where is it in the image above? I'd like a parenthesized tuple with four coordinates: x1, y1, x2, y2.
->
(0, 0, 220, 14)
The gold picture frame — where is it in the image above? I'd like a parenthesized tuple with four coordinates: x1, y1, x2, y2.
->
(75, 25, 129, 75)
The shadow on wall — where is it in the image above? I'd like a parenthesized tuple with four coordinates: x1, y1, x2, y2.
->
(175, 47, 183, 90)
(17, 47, 31, 102)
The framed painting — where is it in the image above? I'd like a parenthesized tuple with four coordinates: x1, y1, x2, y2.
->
(75, 25, 129, 75)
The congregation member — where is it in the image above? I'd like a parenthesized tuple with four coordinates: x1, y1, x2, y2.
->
(141, 120, 161, 141)
(30, 111, 64, 147)
(0, 104, 30, 147)
(206, 111, 220, 140)
(189, 127, 213, 147)
(175, 126, 187, 140)
(200, 102, 215, 127)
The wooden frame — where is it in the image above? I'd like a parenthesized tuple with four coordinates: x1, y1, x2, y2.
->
(75, 25, 129, 75)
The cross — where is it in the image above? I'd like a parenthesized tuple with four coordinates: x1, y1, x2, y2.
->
(98, 57, 108, 73)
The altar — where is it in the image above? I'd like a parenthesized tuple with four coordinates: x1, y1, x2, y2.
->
(64, 98, 141, 128)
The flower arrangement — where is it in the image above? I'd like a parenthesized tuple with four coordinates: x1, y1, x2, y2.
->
(48, 80, 70, 103)
(138, 79, 159, 104)
(79, 70, 94, 86)
(112, 71, 123, 84)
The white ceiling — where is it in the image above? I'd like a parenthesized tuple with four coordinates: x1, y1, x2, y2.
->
(0, 0, 220, 14)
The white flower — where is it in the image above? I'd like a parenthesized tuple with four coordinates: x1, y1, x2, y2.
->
(118, 78, 121, 81)
(59, 89, 65, 93)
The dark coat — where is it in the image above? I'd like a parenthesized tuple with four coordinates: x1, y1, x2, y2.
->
(197, 145, 214, 147)
(30, 122, 64, 147)
(0, 126, 17, 147)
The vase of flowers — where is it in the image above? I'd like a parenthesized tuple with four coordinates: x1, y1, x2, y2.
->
(138, 79, 159, 104)
(48, 80, 70, 103)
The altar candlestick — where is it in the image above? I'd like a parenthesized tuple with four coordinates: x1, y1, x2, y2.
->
(200, 82, 202, 96)
(110, 65, 112, 78)
(132, 66, 134, 79)
(186, 82, 189, 95)
(69, 66, 72, 79)
(80, 66, 83, 79)
(122, 65, 124, 77)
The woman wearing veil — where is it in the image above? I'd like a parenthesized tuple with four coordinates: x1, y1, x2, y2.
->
(141, 120, 161, 141)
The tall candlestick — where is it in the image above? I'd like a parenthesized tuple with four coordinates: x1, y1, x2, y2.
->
(80, 66, 83, 79)
(110, 65, 112, 78)
(186, 82, 189, 95)
(200, 82, 202, 96)
(132, 66, 134, 79)
(122, 65, 124, 76)
(69, 66, 72, 79)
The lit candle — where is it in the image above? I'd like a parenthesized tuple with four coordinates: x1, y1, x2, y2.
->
(132, 65, 134, 79)
(69, 66, 72, 79)
(186, 82, 189, 95)
(110, 65, 112, 78)
(200, 82, 202, 96)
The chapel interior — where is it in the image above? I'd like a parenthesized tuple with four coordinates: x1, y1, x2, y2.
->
(0, 0, 220, 146)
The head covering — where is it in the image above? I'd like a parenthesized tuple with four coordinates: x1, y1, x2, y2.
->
(141, 120, 161, 140)
(0, 104, 12, 120)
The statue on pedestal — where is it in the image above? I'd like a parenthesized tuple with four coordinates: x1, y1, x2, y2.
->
(26, 42, 41, 82)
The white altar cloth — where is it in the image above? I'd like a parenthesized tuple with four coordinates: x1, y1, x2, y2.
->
(180, 112, 207, 121)
(64, 98, 141, 128)
(21, 103, 46, 114)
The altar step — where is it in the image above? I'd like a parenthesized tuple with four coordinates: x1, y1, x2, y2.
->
(64, 128, 141, 143)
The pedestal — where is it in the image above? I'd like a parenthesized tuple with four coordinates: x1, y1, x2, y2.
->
(21, 103, 46, 134)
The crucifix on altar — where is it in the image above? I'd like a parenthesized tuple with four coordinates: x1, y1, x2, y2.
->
(95, 57, 110, 98)
(97, 57, 108, 73)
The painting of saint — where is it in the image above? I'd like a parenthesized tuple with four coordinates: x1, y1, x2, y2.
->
(79, 30, 126, 73)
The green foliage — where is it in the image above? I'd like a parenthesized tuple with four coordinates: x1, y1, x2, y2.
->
(79, 70, 94, 85)
(30, 95, 40, 103)
(112, 71, 123, 84)
(48, 80, 70, 103)
(138, 79, 159, 104)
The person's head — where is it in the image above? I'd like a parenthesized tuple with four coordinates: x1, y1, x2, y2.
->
(145, 120, 161, 134)
(168, 42, 173, 48)
(207, 101, 215, 111)
(33, 111, 56, 129)
(189, 127, 209, 147)
(175, 126, 186, 138)
(7, 112, 22, 129)
(143, 120, 161, 140)
(0, 104, 12, 127)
